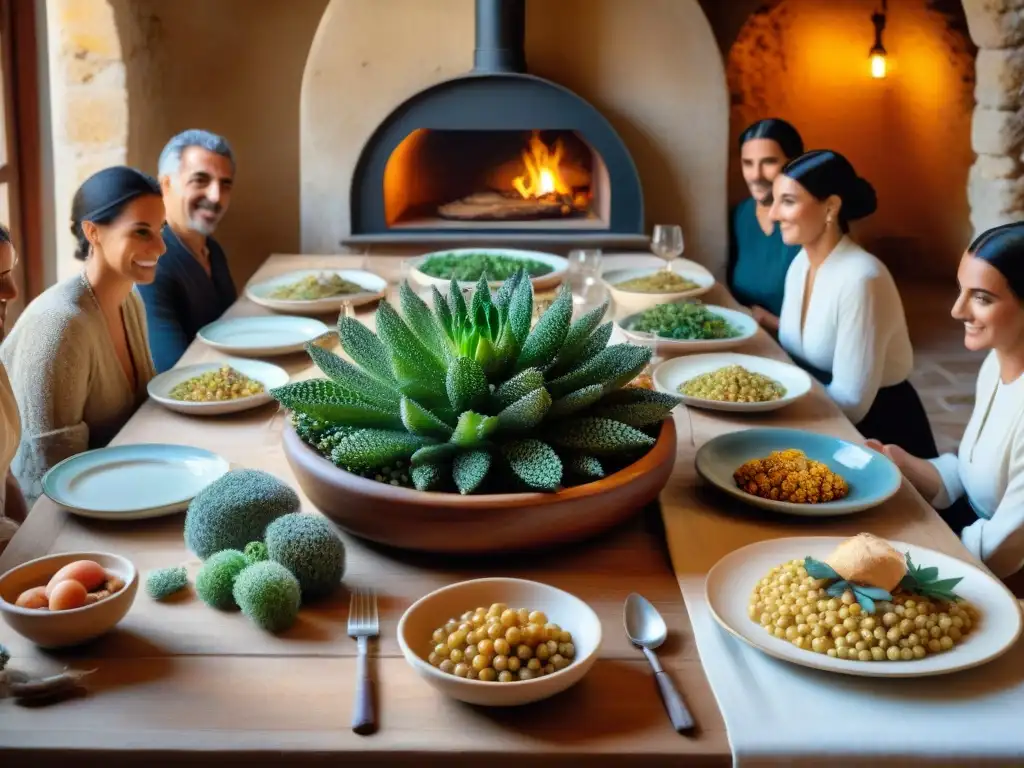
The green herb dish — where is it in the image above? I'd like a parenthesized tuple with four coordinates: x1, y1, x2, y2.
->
(619, 302, 758, 355)
(411, 248, 568, 293)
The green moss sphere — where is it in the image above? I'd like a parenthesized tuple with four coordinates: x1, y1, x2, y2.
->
(184, 469, 299, 560)
(244, 541, 269, 565)
(232, 561, 301, 633)
(195, 549, 248, 610)
(265, 513, 345, 599)
(146, 566, 189, 600)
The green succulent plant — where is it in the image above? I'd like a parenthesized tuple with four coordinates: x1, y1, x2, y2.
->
(270, 269, 680, 495)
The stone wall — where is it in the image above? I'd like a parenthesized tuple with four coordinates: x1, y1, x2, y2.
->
(963, 0, 1024, 236)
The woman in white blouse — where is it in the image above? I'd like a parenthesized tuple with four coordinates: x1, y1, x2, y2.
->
(868, 222, 1024, 579)
(767, 149, 937, 458)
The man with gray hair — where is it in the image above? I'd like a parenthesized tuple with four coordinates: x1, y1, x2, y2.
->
(138, 128, 238, 372)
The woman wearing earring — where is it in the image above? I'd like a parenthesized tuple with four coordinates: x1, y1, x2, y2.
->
(0, 166, 166, 507)
(768, 149, 937, 458)
(0, 224, 26, 553)
(867, 223, 1024, 579)
(727, 118, 805, 333)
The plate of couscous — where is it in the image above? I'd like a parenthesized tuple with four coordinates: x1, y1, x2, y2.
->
(652, 352, 813, 413)
(147, 358, 290, 416)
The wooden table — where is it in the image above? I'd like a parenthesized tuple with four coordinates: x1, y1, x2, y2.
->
(0, 253, 995, 766)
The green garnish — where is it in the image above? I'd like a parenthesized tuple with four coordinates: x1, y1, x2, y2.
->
(899, 552, 963, 602)
(418, 252, 554, 282)
(629, 301, 739, 341)
(804, 557, 892, 614)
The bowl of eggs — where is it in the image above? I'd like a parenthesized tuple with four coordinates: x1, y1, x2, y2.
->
(0, 551, 138, 648)
(397, 577, 602, 706)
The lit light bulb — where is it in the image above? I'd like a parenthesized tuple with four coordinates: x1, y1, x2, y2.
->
(870, 52, 887, 79)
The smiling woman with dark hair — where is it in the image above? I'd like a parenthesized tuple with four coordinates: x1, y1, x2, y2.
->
(868, 221, 1024, 579)
(768, 149, 937, 459)
(0, 166, 166, 507)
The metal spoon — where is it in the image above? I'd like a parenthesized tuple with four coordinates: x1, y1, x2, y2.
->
(624, 592, 695, 733)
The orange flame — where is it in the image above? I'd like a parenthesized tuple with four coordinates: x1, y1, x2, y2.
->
(512, 131, 572, 199)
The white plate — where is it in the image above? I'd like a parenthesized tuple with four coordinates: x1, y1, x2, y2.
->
(410, 248, 568, 293)
(617, 304, 759, 354)
(197, 316, 330, 357)
(652, 352, 813, 412)
(602, 265, 715, 316)
(245, 269, 386, 315)
(147, 358, 290, 416)
(705, 537, 1024, 678)
(42, 444, 231, 520)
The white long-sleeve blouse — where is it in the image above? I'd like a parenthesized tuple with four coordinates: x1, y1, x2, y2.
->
(777, 236, 915, 424)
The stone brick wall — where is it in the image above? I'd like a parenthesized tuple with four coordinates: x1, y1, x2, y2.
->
(964, 0, 1024, 235)
(46, 0, 129, 282)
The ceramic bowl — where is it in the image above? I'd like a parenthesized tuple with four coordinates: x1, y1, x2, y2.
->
(616, 303, 759, 356)
(652, 352, 814, 413)
(397, 577, 602, 706)
(695, 427, 903, 516)
(147, 358, 290, 416)
(602, 263, 715, 316)
(409, 248, 568, 293)
(0, 551, 139, 648)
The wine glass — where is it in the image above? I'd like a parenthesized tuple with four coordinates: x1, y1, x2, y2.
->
(651, 225, 684, 272)
(568, 248, 603, 310)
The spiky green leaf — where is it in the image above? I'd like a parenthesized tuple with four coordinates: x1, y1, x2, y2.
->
(375, 300, 447, 402)
(564, 454, 604, 480)
(446, 356, 489, 412)
(494, 269, 523, 313)
(271, 380, 402, 428)
(589, 399, 678, 427)
(330, 429, 430, 471)
(448, 279, 469, 329)
(450, 411, 492, 448)
(411, 443, 459, 467)
(493, 367, 544, 408)
(412, 463, 446, 491)
(453, 450, 492, 494)
(400, 397, 454, 439)
(433, 286, 454, 335)
(507, 272, 534, 344)
(470, 274, 491, 332)
(550, 321, 613, 377)
(555, 301, 609, 367)
(497, 387, 552, 432)
(305, 343, 401, 410)
(547, 416, 655, 455)
(502, 439, 562, 491)
(547, 344, 651, 399)
(338, 316, 396, 384)
(547, 384, 604, 418)
(516, 285, 573, 371)
(400, 282, 450, 364)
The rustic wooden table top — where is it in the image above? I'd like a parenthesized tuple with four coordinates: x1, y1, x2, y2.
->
(0, 252, 1001, 766)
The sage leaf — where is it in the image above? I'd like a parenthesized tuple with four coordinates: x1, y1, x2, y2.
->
(853, 591, 877, 615)
(915, 566, 939, 582)
(803, 557, 841, 581)
(825, 580, 850, 598)
(850, 585, 893, 601)
(925, 576, 964, 592)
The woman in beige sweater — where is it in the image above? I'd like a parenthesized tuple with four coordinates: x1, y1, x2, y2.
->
(0, 224, 26, 552)
(0, 166, 166, 509)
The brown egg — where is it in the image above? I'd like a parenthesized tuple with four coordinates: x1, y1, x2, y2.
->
(48, 579, 89, 611)
(15, 585, 49, 609)
(45, 560, 108, 597)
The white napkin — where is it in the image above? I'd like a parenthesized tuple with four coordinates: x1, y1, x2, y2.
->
(678, 574, 1024, 767)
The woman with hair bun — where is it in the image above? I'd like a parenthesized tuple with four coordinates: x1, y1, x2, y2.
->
(868, 222, 1024, 579)
(768, 149, 937, 458)
(0, 166, 165, 507)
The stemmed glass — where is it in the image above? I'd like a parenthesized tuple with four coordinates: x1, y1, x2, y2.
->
(651, 225, 684, 272)
(568, 248, 606, 317)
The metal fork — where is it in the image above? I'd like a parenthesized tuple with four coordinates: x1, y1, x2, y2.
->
(348, 587, 379, 735)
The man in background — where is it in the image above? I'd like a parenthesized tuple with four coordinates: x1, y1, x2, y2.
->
(138, 129, 238, 372)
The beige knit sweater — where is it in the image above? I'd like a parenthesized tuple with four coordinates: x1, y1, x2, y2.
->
(0, 273, 155, 508)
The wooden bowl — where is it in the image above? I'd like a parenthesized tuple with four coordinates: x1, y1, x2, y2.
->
(282, 418, 677, 554)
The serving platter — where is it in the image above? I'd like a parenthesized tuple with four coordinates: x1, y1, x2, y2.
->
(705, 536, 1024, 678)
(616, 304, 759, 355)
(147, 358, 290, 416)
(196, 316, 330, 357)
(409, 248, 568, 293)
(245, 268, 386, 315)
(41, 444, 231, 520)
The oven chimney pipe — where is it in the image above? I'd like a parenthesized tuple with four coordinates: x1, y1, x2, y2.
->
(473, 0, 526, 73)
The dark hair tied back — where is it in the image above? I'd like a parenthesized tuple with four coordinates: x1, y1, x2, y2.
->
(739, 118, 804, 161)
(967, 221, 1024, 300)
(69, 165, 162, 261)
(780, 149, 876, 233)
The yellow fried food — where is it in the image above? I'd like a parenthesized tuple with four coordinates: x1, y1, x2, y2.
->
(733, 448, 849, 504)
(680, 364, 786, 403)
(169, 365, 265, 402)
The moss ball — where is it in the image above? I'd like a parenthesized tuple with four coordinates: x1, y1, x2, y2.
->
(265, 513, 345, 599)
(195, 549, 248, 610)
(184, 469, 299, 560)
(232, 561, 301, 633)
(146, 566, 189, 600)
(244, 541, 269, 565)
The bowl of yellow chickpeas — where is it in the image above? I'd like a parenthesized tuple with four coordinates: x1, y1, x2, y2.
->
(397, 577, 602, 706)
(147, 358, 290, 416)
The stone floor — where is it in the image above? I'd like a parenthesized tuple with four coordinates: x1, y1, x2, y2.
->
(901, 279, 984, 455)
